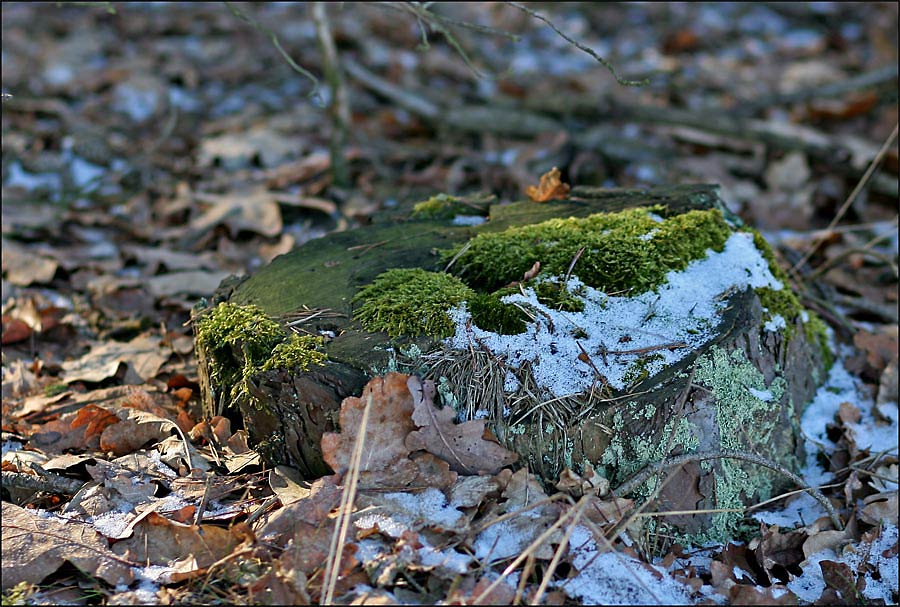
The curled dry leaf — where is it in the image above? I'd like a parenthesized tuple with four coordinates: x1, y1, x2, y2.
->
(1, 502, 134, 589)
(405, 375, 517, 475)
(525, 166, 570, 203)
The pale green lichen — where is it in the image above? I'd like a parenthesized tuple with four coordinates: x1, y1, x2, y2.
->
(353, 268, 474, 338)
(599, 404, 700, 496)
(693, 346, 786, 542)
(196, 303, 326, 410)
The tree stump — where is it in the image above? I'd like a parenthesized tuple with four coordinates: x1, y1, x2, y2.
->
(193, 184, 830, 541)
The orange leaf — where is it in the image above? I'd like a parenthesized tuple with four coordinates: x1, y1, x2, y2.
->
(71, 404, 120, 444)
(525, 166, 570, 203)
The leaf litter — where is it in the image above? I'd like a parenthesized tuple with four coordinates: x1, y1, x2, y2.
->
(2, 2, 898, 604)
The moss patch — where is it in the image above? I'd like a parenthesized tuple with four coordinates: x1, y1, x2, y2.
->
(745, 227, 833, 370)
(353, 268, 474, 338)
(467, 290, 529, 335)
(411, 193, 485, 220)
(196, 303, 326, 409)
(445, 207, 731, 293)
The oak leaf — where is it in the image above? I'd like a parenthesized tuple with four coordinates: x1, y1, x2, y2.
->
(525, 166, 570, 202)
(2, 502, 134, 589)
(320, 373, 419, 484)
(404, 376, 517, 475)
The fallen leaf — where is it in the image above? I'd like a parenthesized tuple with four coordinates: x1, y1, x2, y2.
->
(255, 474, 342, 547)
(859, 491, 898, 526)
(404, 376, 517, 475)
(819, 560, 862, 602)
(525, 166, 570, 202)
(1, 502, 134, 589)
(191, 187, 283, 238)
(61, 334, 172, 384)
(1, 315, 32, 344)
(320, 373, 419, 485)
(751, 524, 807, 585)
(269, 465, 313, 506)
(71, 404, 121, 445)
(111, 511, 242, 579)
(146, 270, 232, 298)
(447, 474, 501, 508)
(1, 238, 58, 286)
(728, 583, 798, 605)
(99, 407, 179, 456)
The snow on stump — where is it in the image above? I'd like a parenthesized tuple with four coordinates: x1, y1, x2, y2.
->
(193, 184, 831, 541)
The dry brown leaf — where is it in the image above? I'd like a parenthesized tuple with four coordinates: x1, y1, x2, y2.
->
(145, 270, 232, 298)
(269, 465, 313, 506)
(29, 413, 92, 452)
(111, 511, 242, 578)
(99, 407, 178, 456)
(255, 474, 343, 546)
(582, 495, 633, 529)
(249, 563, 312, 605)
(728, 583, 798, 605)
(1, 502, 134, 589)
(191, 187, 283, 238)
(1, 238, 59, 286)
(404, 376, 517, 475)
(448, 475, 501, 509)
(819, 560, 862, 602)
(1, 315, 32, 345)
(751, 524, 807, 585)
(859, 491, 898, 525)
(321, 372, 418, 481)
(61, 334, 172, 384)
(71, 404, 121, 444)
(525, 166, 570, 203)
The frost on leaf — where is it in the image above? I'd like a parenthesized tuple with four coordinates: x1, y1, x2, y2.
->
(405, 375, 518, 475)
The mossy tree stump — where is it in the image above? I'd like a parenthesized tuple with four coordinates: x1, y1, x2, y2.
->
(193, 184, 830, 541)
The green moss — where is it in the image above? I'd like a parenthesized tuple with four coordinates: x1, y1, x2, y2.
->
(411, 193, 482, 220)
(745, 227, 833, 371)
(445, 207, 731, 294)
(353, 268, 474, 338)
(43, 382, 68, 397)
(468, 290, 529, 335)
(262, 334, 327, 371)
(196, 303, 326, 410)
(534, 279, 585, 312)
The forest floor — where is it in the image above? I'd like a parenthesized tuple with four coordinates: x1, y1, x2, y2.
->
(1, 3, 898, 605)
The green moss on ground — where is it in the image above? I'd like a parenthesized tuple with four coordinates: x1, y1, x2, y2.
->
(353, 268, 475, 338)
(445, 207, 731, 293)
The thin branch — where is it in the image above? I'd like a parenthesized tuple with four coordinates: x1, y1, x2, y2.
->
(505, 1, 650, 87)
(792, 122, 899, 273)
(223, 1, 320, 99)
(615, 449, 842, 530)
(2, 470, 85, 495)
